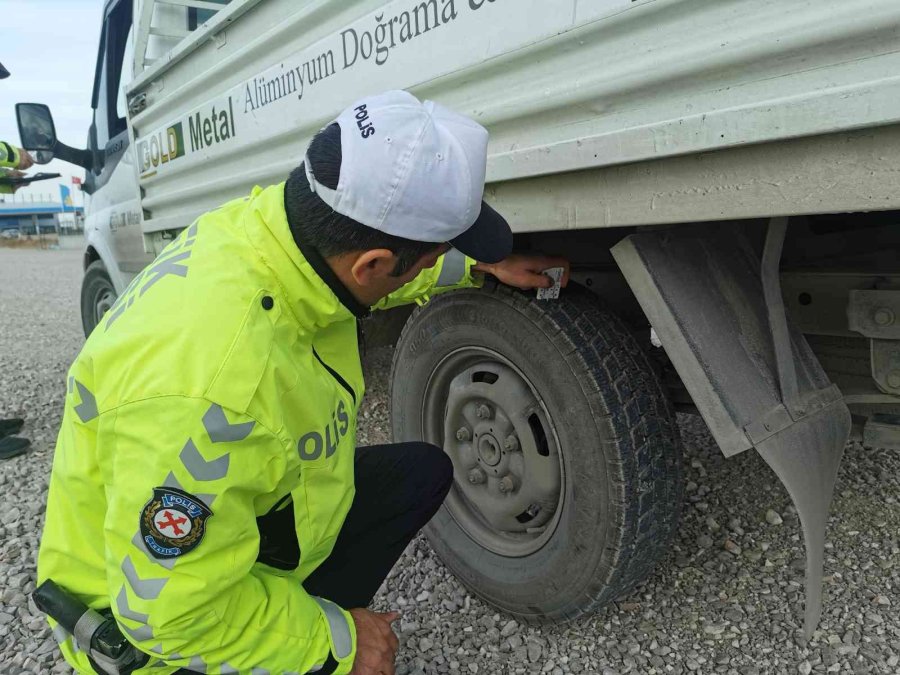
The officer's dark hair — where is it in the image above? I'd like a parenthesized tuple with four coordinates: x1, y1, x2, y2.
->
(284, 123, 441, 277)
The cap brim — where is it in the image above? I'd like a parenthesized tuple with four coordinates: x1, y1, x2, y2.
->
(0, 64, 9, 80)
(449, 201, 513, 264)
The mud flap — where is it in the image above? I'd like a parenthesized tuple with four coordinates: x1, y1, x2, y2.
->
(612, 220, 851, 637)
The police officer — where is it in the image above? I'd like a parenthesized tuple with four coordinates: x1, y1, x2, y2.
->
(1, 61, 36, 192)
(38, 91, 569, 674)
(0, 61, 33, 459)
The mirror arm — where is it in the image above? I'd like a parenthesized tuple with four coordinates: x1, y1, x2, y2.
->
(53, 141, 95, 172)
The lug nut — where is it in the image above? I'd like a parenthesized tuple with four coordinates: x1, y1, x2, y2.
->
(874, 307, 895, 327)
(498, 475, 518, 494)
(476, 404, 493, 419)
(456, 427, 471, 442)
(468, 468, 487, 485)
(503, 435, 519, 452)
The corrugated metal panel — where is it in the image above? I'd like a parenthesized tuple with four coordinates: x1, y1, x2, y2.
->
(128, 0, 900, 240)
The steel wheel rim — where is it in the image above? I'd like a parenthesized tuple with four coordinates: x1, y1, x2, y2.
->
(95, 288, 116, 323)
(422, 347, 565, 557)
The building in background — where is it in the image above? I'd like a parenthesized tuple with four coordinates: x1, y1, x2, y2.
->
(0, 200, 84, 236)
(0, 182, 85, 237)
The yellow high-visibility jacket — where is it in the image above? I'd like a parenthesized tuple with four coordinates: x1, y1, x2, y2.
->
(0, 140, 21, 168)
(1, 141, 22, 194)
(38, 182, 479, 674)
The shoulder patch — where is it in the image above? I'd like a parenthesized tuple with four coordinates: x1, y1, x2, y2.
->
(139, 487, 213, 560)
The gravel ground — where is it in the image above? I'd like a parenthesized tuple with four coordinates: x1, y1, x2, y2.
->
(1, 247, 898, 674)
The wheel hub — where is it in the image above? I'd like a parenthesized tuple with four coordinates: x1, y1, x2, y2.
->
(95, 289, 115, 322)
(477, 433, 502, 466)
(427, 355, 564, 558)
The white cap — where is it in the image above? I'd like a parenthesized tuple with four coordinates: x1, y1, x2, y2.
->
(304, 90, 512, 263)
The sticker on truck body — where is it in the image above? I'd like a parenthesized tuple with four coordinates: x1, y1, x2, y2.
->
(537, 267, 564, 301)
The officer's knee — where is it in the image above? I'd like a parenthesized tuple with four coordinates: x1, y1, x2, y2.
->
(414, 442, 453, 499)
(434, 446, 453, 495)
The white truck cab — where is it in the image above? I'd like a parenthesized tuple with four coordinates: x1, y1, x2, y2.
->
(19, 0, 223, 333)
(17, 0, 900, 638)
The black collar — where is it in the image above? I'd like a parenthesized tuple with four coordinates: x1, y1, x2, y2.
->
(284, 195, 370, 320)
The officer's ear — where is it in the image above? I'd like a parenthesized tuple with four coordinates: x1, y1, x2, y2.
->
(350, 248, 397, 287)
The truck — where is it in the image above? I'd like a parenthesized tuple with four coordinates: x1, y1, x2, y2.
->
(17, 0, 900, 639)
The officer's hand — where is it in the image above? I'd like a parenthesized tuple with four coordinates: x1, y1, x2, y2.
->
(474, 254, 571, 291)
(349, 608, 400, 675)
(16, 149, 34, 171)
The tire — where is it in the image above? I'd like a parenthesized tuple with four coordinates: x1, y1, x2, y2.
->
(390, 282, 682, 622)
(80, 260, 117, 338)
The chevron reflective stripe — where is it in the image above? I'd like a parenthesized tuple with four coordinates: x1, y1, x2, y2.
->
(186, 656, 207, 673)
(203, 404, 254, 443)
(163, 470, 216, 506)
(220, 665, 239, 674)
(184, 222, 198, 247)
(116, 586, 150, 624)
(122, 555, 168, 599)
(140, 251, 192, 296)
(179, 438, 229, 481)
(436, 249, 467, 287)
(133, 531, 177, 570)
(163, 471, 181, 490)
(73, 380, 98, 422)
(119, 620, 154, 643)
(251, 668, 270, 675)
(177, 404, 256, 481)
(313, 597, 353, 660)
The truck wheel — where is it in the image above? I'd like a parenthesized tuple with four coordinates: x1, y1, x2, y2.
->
(390, 282, 683, 622)
(81, 260, 117, 337)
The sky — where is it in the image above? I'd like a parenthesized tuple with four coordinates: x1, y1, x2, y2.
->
(1, 0, 104, 205)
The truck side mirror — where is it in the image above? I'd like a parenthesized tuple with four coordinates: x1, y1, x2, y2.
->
(16, 102, 93, 171)
(16, 103, 57, 160)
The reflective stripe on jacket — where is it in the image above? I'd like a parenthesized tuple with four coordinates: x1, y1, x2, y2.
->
(38, 182, 480, 674)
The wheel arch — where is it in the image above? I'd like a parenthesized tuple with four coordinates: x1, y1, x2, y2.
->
(84, 244, 102, 271)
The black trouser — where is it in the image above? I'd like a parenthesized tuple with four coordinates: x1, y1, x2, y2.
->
(174, 442, 452, 673)
(304, 441, 453, 607)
